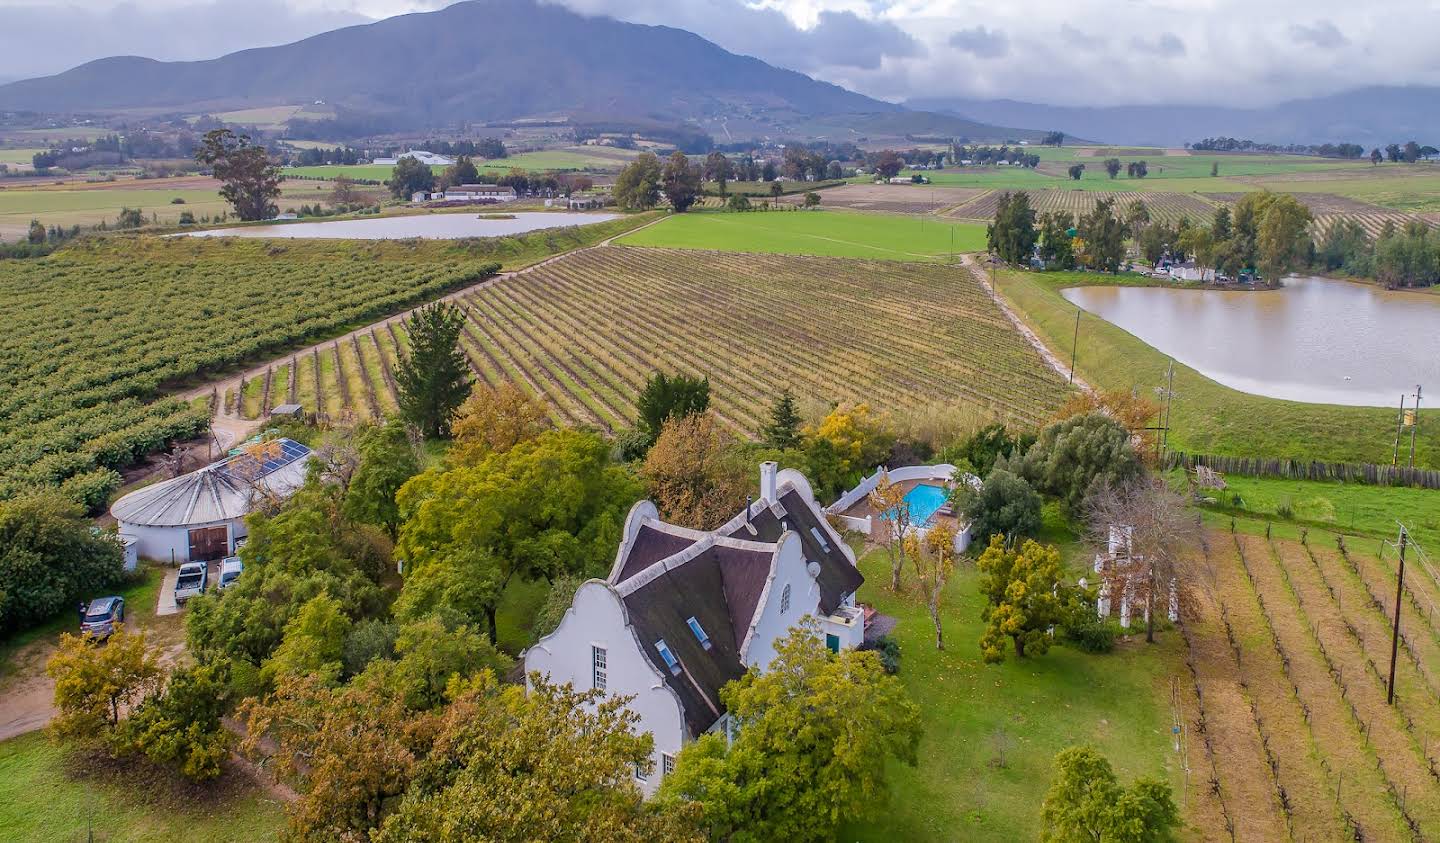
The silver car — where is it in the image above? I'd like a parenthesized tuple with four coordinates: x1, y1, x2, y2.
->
(174, 561, 208, 604)
(81, 596, 125, 640)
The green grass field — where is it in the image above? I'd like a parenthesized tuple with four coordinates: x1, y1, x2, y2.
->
(0, 732, 284, 843)
(0, 148, 43, 166)
(1188, 473, 1440, 550)
(616, 209, 987, 261)
(287, 147, 637, 183)
(994, 268, 1439, 467)
(842, 535, 1183, 841)
(0, 181, 343, 238)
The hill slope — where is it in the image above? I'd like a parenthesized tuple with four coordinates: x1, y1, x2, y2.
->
(0, 0, 895, 128)
(911, 87, 1440, 147)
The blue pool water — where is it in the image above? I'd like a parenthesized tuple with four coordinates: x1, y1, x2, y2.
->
(895, 483, 950, 526)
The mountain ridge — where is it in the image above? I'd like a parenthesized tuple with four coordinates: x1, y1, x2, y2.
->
(0, 0, 897, 130)
(908, 87, 1440, 147)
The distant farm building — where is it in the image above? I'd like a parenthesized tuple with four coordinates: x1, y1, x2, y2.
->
(568, 193, 611, 210)
(442, 184, 518, 202)
(110, 438, 312, 564)
(373, 150, 455, 166)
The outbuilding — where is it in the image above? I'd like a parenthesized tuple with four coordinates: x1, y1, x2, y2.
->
(110, 438, 312, 565)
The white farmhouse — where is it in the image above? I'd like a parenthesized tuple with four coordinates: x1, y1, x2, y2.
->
(524, 462, 867, 793)
(110, 438, 311, 565)
(441, 183, 518, 202)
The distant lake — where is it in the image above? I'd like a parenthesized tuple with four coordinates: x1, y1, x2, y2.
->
(185, 211, 620, 240)
(1061, 276, 1439, 407)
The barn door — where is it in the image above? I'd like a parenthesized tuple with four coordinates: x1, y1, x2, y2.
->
(187, 526, 228, 562)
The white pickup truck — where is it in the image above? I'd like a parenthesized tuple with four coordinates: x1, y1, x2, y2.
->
(174, 561, 208, 604)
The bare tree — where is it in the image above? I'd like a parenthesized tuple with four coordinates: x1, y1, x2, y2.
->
(1084, 476, 1204, 643)
(868, 471, 911, 590)
(907, 521, 957, 649)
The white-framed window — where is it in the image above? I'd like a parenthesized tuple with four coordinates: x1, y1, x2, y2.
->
(686, 616, 711, 650)
(780, 583, 791, 614)
(662, 753, 676, 777)
(655, 639, 681, 675)
(592, 645, 607, 691)
(635, 761, 649, 782)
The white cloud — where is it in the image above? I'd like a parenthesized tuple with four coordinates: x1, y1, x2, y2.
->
(0, 0, 1437, 107)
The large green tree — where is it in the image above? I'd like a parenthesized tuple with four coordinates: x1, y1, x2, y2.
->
(977, 536, 1077, 662)
(378, 675, 700, 842)
(442, 156, 479, 188)
(0, 492, 124, 634)
(662, 150, 703, 212)
(394, 429, 641, 642)
(1078, 196, 1127, 273)
(657, 620, 920, 842)
(636, 371, 710, 442)
(614, 152, 663, 210)
(185, 484, 388, 667)
(703, 151, 733, 195)
(195, 129, 282, 221)
(1040, 746, 1179, 842)
(116, 660, 234, 781)
(344, 419, 422, 538)
(760, 389, 803, 450)
(953, 467, 1043, 545)
(1019, 412, 1143, 515)
(396, 302, 472, 439)
(987, 191, 1038, 265)
(388, 155, 436, 199)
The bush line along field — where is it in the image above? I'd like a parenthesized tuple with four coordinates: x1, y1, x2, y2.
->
(0, 215, 657, 506)
(616, 209, 988, 261)
(992, 268, 1439, 467)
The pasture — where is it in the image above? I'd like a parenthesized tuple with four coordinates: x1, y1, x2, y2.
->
(0, 179, 352, 240)
(991, 268, 1440, 467)
(616, 209, 987, 261)
(233, 247, 1068, 435)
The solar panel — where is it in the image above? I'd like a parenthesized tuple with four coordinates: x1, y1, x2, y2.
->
(219, 439, 310, 482)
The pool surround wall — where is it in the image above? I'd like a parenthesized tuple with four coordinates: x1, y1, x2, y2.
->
(827, 464, 975, 553)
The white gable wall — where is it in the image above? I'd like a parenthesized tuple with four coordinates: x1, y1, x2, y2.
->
(740, 532, 822, 670)
(523, 580, 686, 795)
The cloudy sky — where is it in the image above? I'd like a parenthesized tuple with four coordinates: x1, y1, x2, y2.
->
(0, 0, 1433, 106)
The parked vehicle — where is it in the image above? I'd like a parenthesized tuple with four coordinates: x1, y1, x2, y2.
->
(218, 556, 243, 589)
(81, 596, 125, 640)
(174, 561, 208, 604)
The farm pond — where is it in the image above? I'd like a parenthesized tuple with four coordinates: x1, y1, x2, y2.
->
(184, 211, 621, 240)
(1062, 276, 1439, 407)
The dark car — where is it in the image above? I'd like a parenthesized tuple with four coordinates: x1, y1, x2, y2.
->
(81, 596, 125, 640)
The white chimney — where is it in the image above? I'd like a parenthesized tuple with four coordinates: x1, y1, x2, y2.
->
(759, 461, 778, 504)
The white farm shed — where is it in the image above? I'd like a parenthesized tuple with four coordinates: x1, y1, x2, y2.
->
(110, 439, 312, 564)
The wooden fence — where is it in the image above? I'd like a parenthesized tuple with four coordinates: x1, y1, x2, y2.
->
(1165, 451, 1440, 490)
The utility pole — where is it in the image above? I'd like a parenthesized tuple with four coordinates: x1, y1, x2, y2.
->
(1394, 393, 1407, 467)
(1388, 526, 1409, 706)
(1409, 385, 1422, 470)
(1069, 308, 1081, 384)
(1162, 360, 1175, 457)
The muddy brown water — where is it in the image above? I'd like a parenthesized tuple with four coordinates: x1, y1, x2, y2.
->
(1061, 276, 1439, 406)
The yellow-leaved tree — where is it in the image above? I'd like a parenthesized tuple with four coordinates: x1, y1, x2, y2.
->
(450, 381, 550, 466)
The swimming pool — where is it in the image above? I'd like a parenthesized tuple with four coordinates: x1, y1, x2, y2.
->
(891, 483, 950, 526)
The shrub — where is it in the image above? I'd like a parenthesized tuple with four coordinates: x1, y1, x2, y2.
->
(1063, 614, 1117, 654)
(954, 468, 1043, 544)
(859, 634, 902, 674)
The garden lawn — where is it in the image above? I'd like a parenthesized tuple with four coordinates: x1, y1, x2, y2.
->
(616, 209, 987, 261)
(0, 732, 284, 843)
(994, 268, 1440, 468)
(842, 544, 1184, 842)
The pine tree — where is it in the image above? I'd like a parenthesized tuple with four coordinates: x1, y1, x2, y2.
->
(760, 389, 802, 450)
(396, 302, 472, 439)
